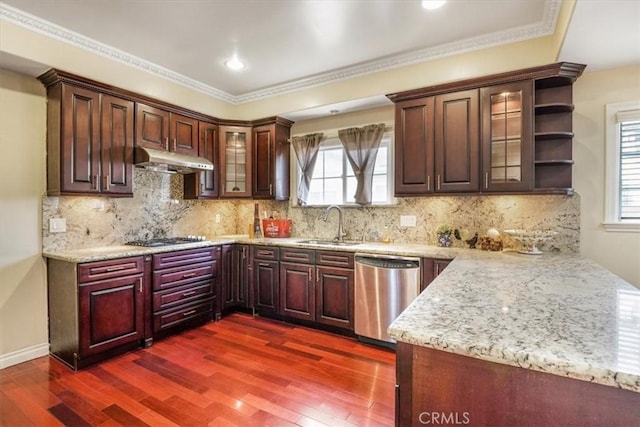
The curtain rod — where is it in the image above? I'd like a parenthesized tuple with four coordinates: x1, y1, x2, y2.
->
(292, 125, 393, 140)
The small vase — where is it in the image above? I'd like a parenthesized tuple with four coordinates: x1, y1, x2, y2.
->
(438, 233, 452, 247)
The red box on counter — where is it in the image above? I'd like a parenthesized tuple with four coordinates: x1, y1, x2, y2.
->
(262, 219, 292, 238)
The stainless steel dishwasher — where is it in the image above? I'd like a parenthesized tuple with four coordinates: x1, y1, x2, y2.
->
(354, 253, 421, 345)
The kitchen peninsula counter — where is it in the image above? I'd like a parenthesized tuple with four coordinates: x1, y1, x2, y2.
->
(388, 249, 639, 426)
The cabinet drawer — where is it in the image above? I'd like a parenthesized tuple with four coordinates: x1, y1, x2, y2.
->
(253, 246, 279, 260)
(78, 256, 144, 283)
(153, 247, 218, 270)
(153, 299, 213, 332)
(280, 248, 315, 264)
(153, 262, 214, 291)
(153, 280, 213, 312)
(316, 251, 354, 268)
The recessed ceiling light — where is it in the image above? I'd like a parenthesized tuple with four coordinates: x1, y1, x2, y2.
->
(422, 0, 446, 10)
(225, 57, 245, 71)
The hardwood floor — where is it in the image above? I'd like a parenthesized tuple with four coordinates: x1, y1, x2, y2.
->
(0, 313, 396, 426)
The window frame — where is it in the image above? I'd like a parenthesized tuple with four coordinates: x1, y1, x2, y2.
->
(603, 100, 640, 232)
(293, 132, 395, 207)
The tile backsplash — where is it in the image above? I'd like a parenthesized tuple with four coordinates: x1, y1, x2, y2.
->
(43, 170, 580, 252)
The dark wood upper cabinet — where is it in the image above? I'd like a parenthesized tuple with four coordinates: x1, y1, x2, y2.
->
(170, 112, 199, 156)
(100, 95, 134, 195)
(394, 97, 435, 195)
(252, 118, 293, 200)
(388, 62, 585, 195)
(219, 125, 252, 198)
(59, 84, 101, 194)
(41, 77, 133, 196)
(434, 89, 480, 193)
(135, 103, 169, 151)
(136, 103, 198, 156)
(184, 121, 218, 199)
(481, 81, 533, 192)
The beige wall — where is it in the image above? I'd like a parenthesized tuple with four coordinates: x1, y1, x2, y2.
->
(0, 69, 49, 366)
(573, 65, 640, 287)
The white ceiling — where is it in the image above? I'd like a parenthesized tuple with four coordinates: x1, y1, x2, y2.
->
(0, 0, 638, 121)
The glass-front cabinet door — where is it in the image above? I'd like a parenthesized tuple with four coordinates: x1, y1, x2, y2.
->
(481, 81, 533, 192)
(219, 125, 252, 197)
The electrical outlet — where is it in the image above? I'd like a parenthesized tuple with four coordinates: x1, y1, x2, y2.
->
(400, 215, 416, 227)
(49, 218, 67, 233)
(215, 214, 221, 223)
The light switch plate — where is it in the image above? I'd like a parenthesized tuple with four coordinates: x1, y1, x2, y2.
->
(400, 215, 416, 227)
(49, 218, 67, 233)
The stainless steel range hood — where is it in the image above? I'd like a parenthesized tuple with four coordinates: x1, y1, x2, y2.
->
(134, 147, 213, 174)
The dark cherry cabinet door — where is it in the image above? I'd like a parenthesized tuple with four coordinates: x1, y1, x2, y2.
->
(481, 81, 533, 192)
(136, 103, 170, 151)
(100, 95, 134, 195)
(394, 97, 435, 195)
(253, 124, 274, 198)
(253, 259, 279, 314)
(78, 274, 144, 357)
(280, 262, 315, 321)
(199, 121, 218, 197)
(184, 121, 218, 199)
(315, 266, 354, 330)
(170, 112, 199, 156)
(252, 122, 291, 200)
(221, 244, 249, 309)
(61, 84, 101, 193)
(434, 89, 480, 193)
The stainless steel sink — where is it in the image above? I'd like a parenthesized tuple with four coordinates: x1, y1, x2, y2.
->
(297, 239, 361, 247)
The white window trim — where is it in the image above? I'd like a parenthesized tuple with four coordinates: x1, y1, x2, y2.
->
(604, 100, 640, 232)
(290, 131, 396, 208)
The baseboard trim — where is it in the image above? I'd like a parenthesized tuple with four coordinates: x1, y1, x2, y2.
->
(0, 343, 49, 369)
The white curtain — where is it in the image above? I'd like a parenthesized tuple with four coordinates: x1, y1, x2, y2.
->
(338, 124, 385, 205)
(291, 133, 323, 206)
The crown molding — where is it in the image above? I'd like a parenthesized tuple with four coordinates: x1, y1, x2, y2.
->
(1, 0, 561, 105)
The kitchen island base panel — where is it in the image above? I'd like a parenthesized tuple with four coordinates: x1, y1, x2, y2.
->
(396, 343, 640, 427)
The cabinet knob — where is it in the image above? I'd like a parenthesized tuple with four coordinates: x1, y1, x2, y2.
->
(427, 175, 430, 191)
(436, 175, 441, 190)
(485, 172, 489, 189)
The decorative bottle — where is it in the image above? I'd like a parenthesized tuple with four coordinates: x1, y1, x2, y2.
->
(253, 203, 262, 238)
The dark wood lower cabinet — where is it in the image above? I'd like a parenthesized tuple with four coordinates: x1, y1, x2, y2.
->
(253, 259, 279, 314)
(151, 247, 219, 340)
(78, 274, 144, 358)
(48, 256, 147, 370)
(315, 266, 353, 330)
(280, 262, 315, 320)
(221, 244, 249, 312)
(396, 342, 640, 427)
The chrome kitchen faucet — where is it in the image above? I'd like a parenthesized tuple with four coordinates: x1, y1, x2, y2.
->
(324, 205, 347, 241)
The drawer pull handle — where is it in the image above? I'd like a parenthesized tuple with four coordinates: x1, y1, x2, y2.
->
(322, 255, 346, 262)
(259, 262, 270, 267)
(105, 266, 127, 272)
(182, 291, 196, 297)
(183, 310, 196, 317)
(182, 273, 197, 279)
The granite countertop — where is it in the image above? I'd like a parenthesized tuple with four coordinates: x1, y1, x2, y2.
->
(388, 250, 640, 393)
(43, 237, 640, 393)
(42, 236, 462, 263)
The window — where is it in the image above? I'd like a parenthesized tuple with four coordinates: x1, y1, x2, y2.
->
(604, 101, 640, 232)
(305, 134, 393, 206)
